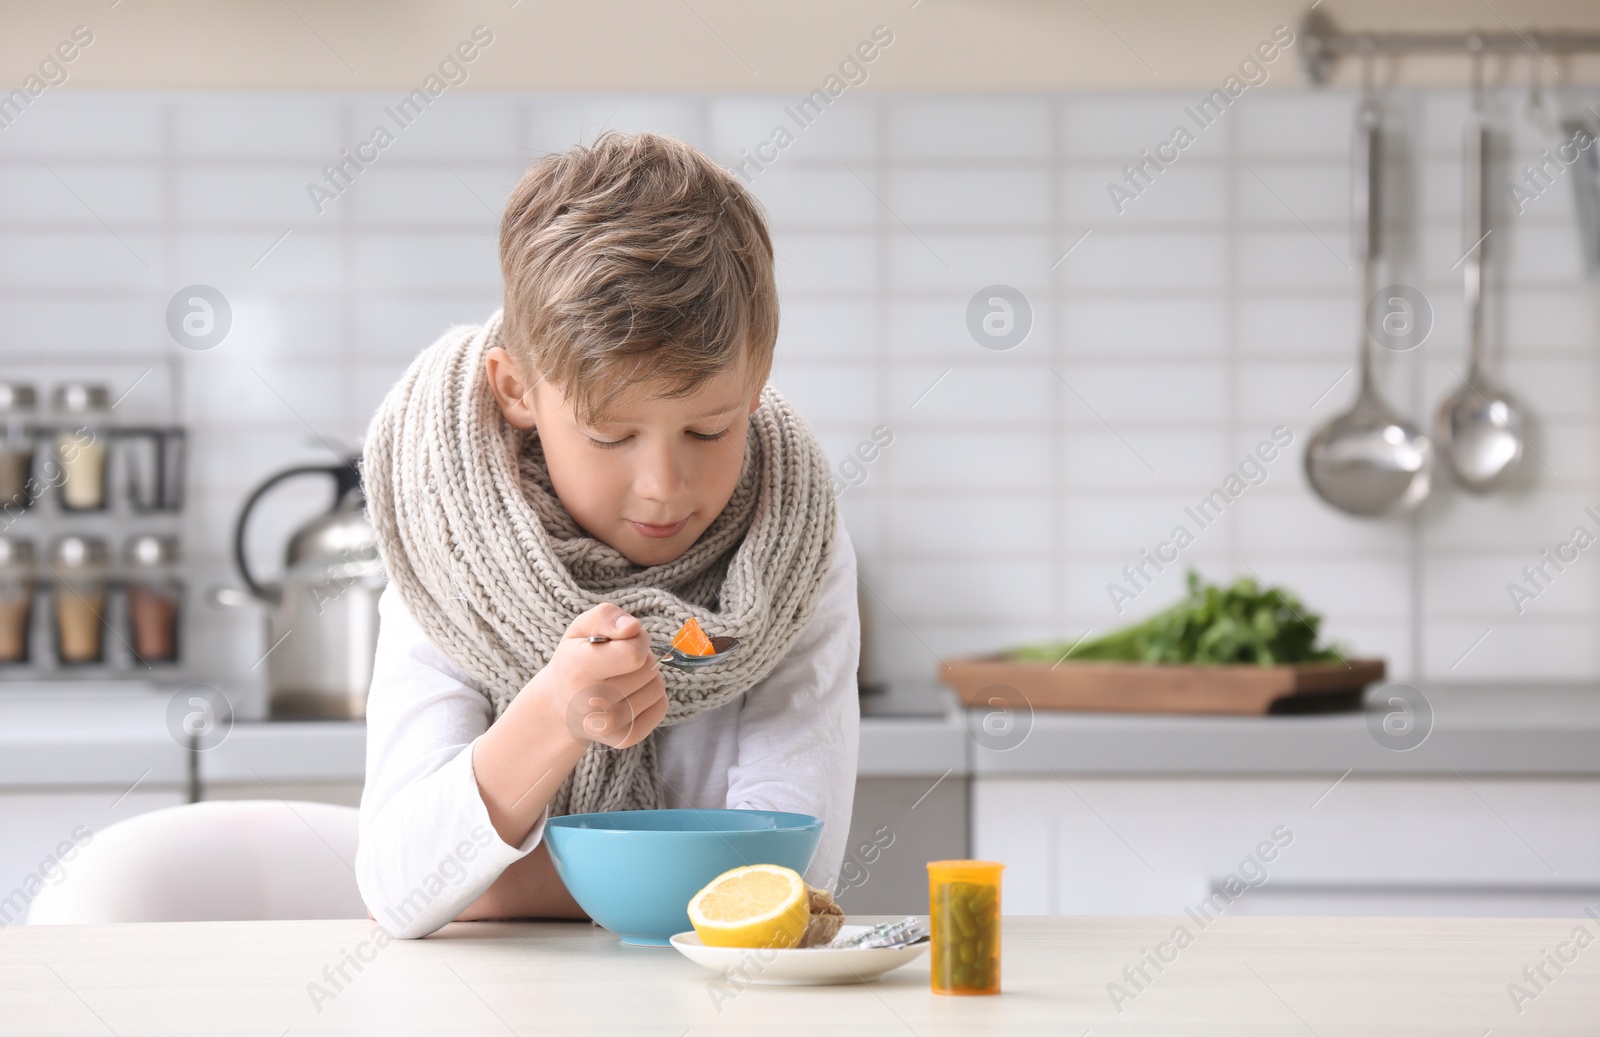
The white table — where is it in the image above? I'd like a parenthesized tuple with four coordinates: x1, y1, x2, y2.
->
(2, 914, 1595, 1033)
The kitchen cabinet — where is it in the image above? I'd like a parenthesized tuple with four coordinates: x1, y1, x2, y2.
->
(970, 685, 1600, 917)
(193, 719, 366, 808)
(835, 775, 967, 917)
(0, 788, 187, 926)
(201, 781, 362, 807)
(839, 688, 971, 916)
(0, 686, 973, 923)
(0, 687, 190, 922)
(977, 775, 1600, 916)
(0, 691, 363, 921)
(11, 682, 1597, 923)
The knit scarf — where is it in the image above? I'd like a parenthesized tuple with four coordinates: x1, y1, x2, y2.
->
(362, 312, 837, 818)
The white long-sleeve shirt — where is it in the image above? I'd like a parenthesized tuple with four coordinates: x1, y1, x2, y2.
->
(354, 513, 861, 939)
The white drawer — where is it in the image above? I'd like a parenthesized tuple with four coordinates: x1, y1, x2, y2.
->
(975, 775, 1600, 916)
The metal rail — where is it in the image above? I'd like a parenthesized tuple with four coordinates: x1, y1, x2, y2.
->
(1299, 8, 1600, 85)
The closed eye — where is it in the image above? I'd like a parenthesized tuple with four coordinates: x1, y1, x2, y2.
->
(586, 428, 729, 447)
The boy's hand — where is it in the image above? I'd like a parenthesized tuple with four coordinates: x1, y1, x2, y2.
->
(537, 603, 668, 751)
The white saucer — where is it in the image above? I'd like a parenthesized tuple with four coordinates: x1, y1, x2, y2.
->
(669, 925, 928, 986)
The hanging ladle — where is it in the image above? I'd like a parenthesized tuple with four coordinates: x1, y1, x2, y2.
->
(1304, 92, 1434, 517)
(1435, 50, 1527, 491)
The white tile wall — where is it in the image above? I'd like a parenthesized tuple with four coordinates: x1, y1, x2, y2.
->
(2, 85, 1599, 704)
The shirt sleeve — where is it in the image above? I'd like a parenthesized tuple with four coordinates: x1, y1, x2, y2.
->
(355, 582, 550, 939)
(723, 512, 862, 895)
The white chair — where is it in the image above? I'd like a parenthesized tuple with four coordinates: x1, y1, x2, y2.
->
(26, 800, 367, 924)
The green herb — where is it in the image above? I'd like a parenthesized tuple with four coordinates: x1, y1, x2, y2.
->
(1008, 569, 1346, 667)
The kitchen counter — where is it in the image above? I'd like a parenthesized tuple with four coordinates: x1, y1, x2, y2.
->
(971, 683, 1600, 776)
(0, 684, 970, 919)
(0, 683, 188, 789)
(0, 683, 968, 789)
(8, 682, 1599, 919)
(4, 914, 1593, 1032)
(5, 681, 1598, 789)
(0, 685, 370, 791)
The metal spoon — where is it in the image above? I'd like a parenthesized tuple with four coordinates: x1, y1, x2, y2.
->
(1304, 97, 1434, 517)
(1436, 115, 1526, 492)
(584, 633, 741, 670)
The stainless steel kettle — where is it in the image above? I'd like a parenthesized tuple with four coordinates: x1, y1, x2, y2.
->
(232, 460, 385, 719)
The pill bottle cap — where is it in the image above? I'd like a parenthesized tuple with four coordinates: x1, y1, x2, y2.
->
(927, 860, 1005, 883)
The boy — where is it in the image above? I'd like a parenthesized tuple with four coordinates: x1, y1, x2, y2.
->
(356, 131, 860, 939)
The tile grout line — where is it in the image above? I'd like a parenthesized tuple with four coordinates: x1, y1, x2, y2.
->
(1049, 91, 1065, 638)
(0, 148, 1542, 172)
(163, 102, 196, 688)
(342, 99, 358, 460)
(5, 285, 1596, 302)
(1593, 262, 1600, 678)
(1225, 86, 1241, 578)
(874, 94, 892, 689)
(1410, 89, 1426, 684)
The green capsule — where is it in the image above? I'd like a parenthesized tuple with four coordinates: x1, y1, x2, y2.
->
(950, 896, 978, 938)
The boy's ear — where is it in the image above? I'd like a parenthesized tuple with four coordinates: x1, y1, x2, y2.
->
(485, 346, 539, 430)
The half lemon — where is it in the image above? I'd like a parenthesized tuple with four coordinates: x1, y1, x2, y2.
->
(687, 864, 811, 949)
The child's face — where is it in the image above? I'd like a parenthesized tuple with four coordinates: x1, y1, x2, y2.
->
(486, 347, 762, 567)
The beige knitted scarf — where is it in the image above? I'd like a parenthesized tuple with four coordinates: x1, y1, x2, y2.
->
(362, 312, 837, 818)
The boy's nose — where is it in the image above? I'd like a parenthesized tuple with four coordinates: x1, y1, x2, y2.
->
(631, 442, 687, 500)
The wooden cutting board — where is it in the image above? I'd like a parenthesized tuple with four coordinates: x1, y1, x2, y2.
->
(938, 656, 1386, 716)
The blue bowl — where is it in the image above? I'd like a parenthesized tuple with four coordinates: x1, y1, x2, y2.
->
(543, 808, 824, 946)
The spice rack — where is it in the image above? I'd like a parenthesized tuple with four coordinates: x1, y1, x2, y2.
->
(0, 358, 189, 682)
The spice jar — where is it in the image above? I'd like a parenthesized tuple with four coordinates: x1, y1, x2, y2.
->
(927, 860, 1005, 996)
(49, 535, 109, 665)
(0, 537, 35, 664)
(0, 383, 37, 512)
(121, 429, 187, 513)
(53, 383, 110, 512)
(125, 535, 181, 664)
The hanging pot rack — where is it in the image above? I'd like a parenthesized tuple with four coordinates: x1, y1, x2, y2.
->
(1299, 8, 1600, 86)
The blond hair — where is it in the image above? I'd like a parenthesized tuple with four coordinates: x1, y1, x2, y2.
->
(498, 130, 778, 424)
